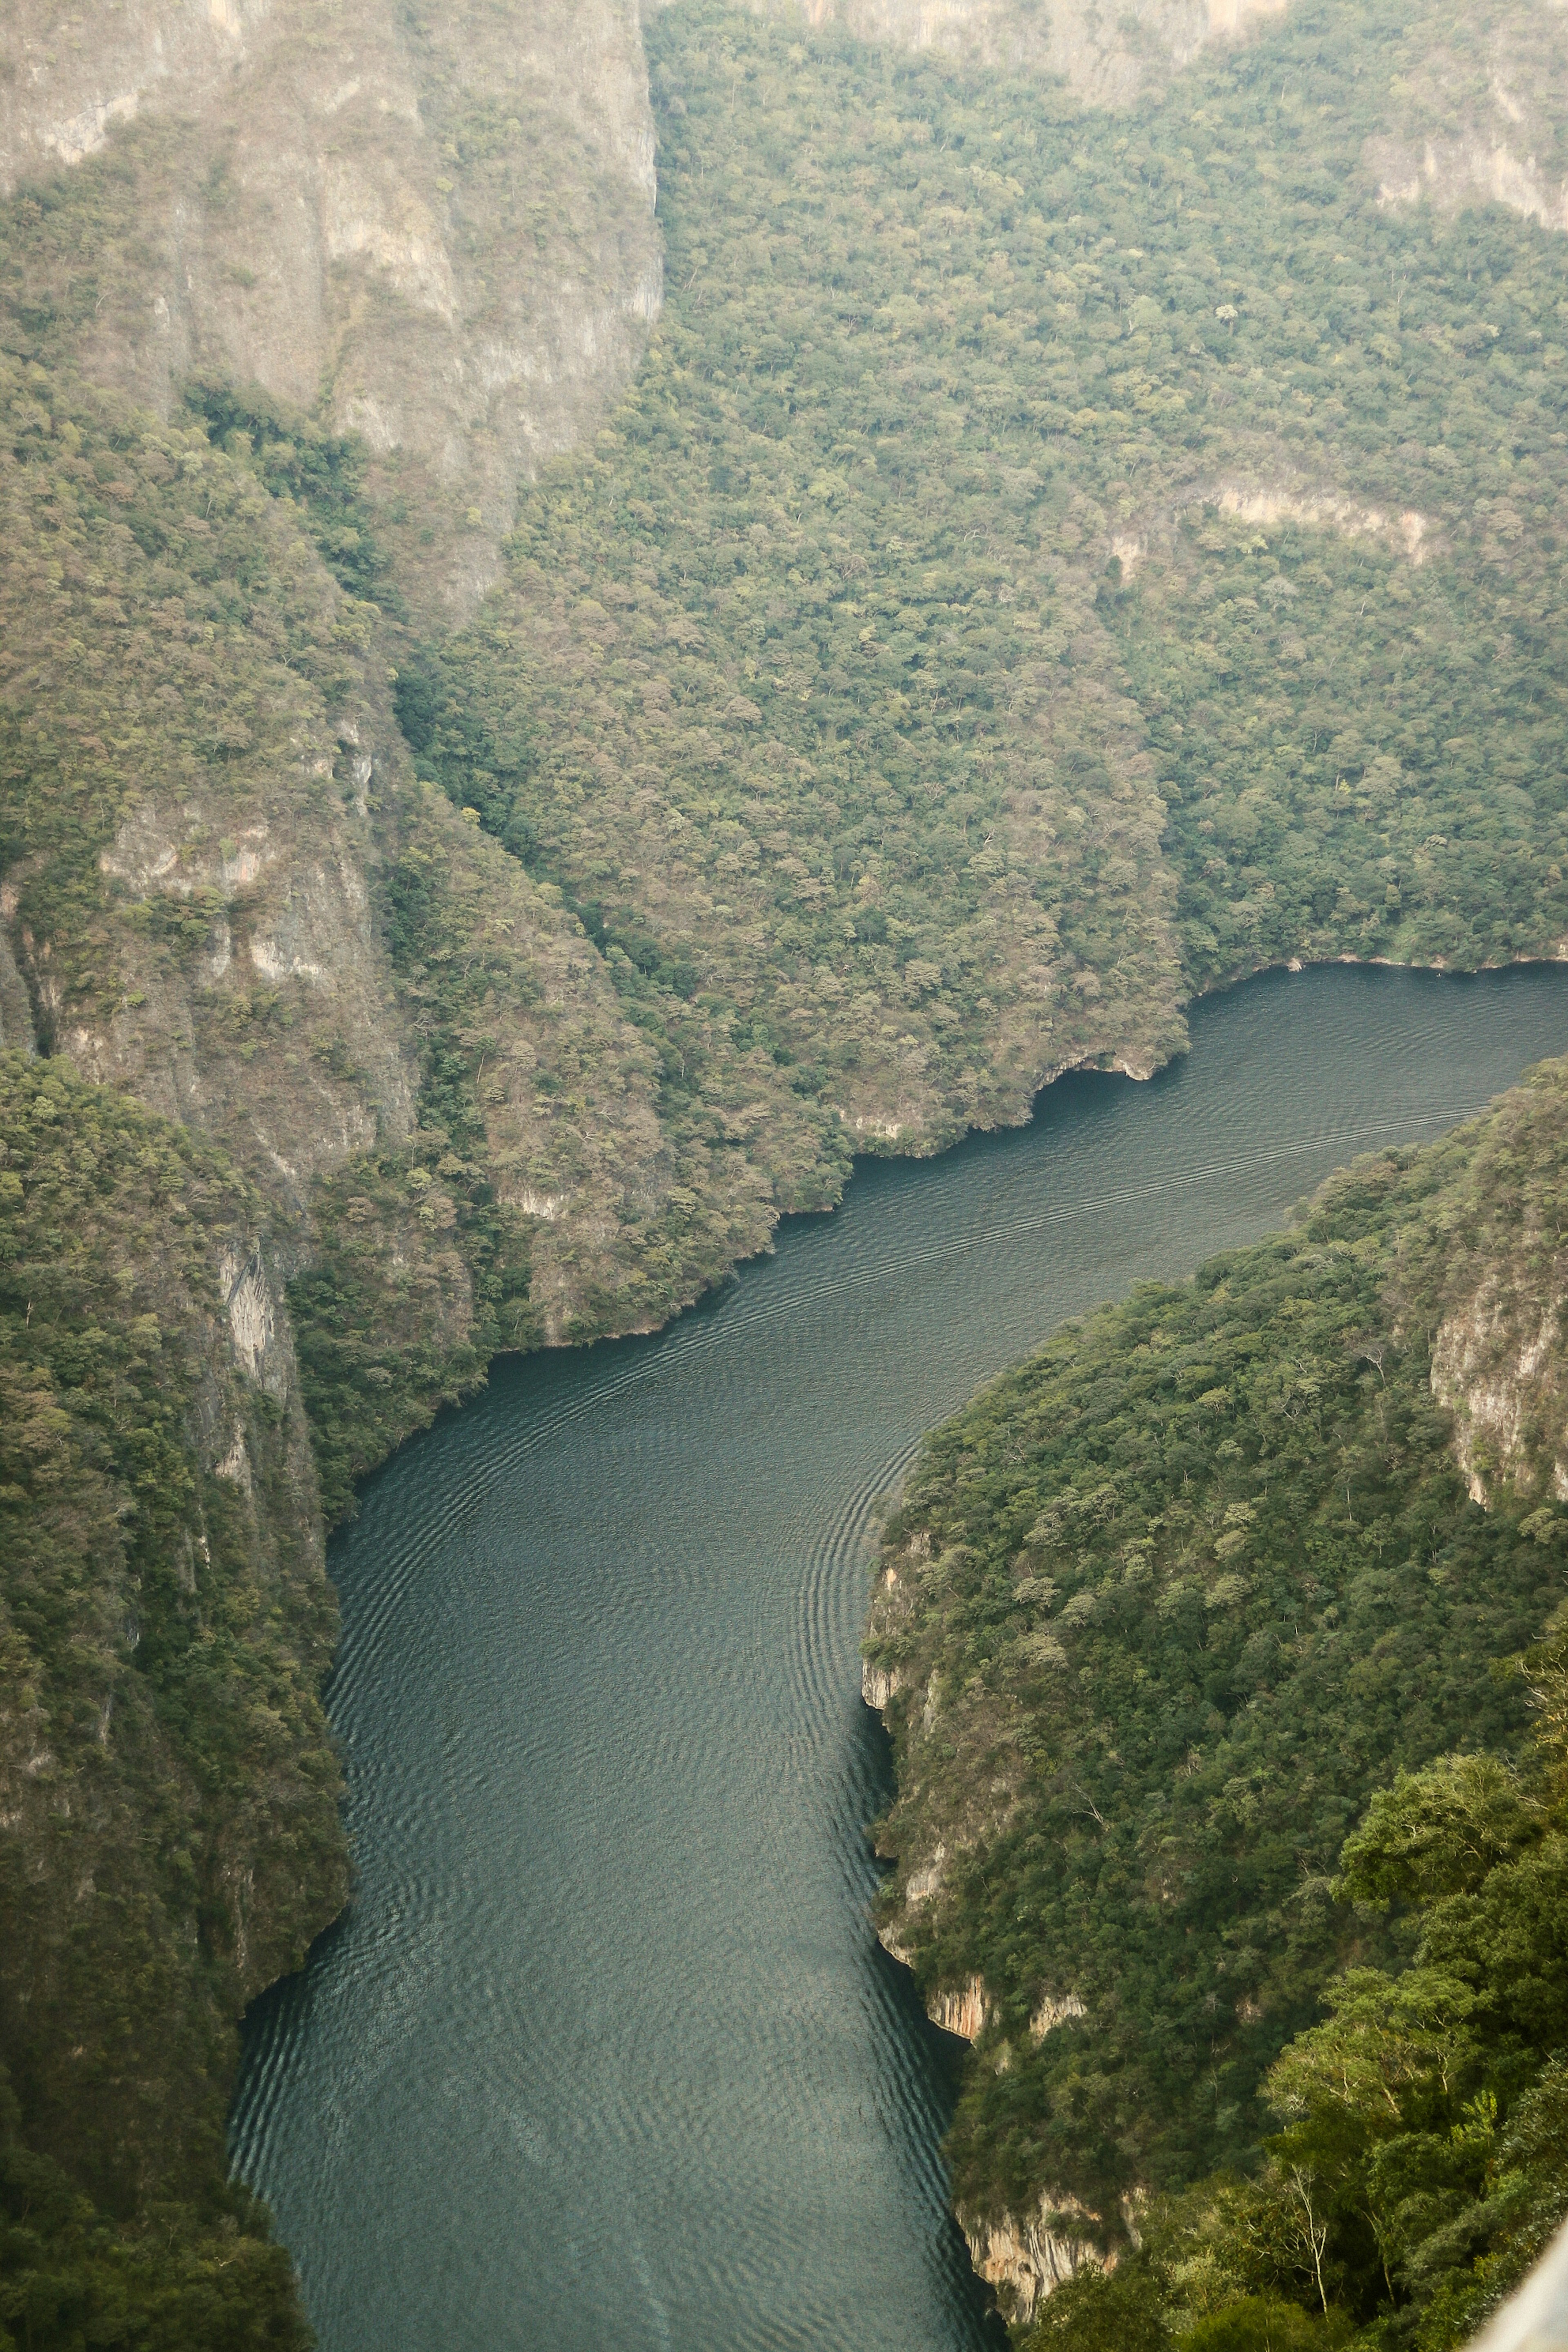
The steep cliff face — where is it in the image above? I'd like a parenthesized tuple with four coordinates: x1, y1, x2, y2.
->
(706, 0, 1568, 214)
(0, 351, 772, 1525)
(675, 0, 1289, 106)
(1369, 1, 1568, 238)
(862, 1064, 1568, 2323)
(0, 0, 661, 617)
(961, 2193, 1108, 2326)
(1391, 1065, 1568, 1510)
(0, 356, 416, 1208)
(0, 1051, 344, 2221)
(1431, 1287, 1566, 1504)
(4, 0, 1568, 2325)
(0, 350, 769, 2315)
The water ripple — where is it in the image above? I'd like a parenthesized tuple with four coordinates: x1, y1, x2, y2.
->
(232, 965, 1568, 2352)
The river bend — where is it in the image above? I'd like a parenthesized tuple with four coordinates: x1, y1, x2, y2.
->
(233, 965, 1568, 2352)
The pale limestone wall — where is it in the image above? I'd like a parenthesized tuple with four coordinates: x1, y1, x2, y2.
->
(0, 0, 662, 615)
(1369, 2, 1568, 239)
(960, 2192, 1105, 2325)
(929, 1974, 989, 2040)
(648, 0, 1293, 109)
(1372, 127, 1568, 235)
(1431, 1288, 1568, 1506)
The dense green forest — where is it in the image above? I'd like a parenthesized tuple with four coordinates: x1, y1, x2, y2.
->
(1026, 1650, 1568, 2352)
(419, 0, 1568, 1138)
(2, 0, 1568, 2338)
(0, 1054, 339, 2345)
(865, 1058, 1568, 2341)
(3, 0, 1564, 1290)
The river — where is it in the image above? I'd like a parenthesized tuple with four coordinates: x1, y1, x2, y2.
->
(232, 963, 1568, 2352)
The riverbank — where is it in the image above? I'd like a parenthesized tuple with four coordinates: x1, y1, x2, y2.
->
(861, 1047, 1568, 2331)
(227, 962, 1568, 2352)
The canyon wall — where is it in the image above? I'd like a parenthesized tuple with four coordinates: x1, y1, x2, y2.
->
(0, 1048, 347, 2221)
(4, 0, 1568, 2322)
(648, 0, 1289, 105)
(1370, 0, 1568, 238)
(861, 1063, 1568, 2322)
(0, 0, 662, 616)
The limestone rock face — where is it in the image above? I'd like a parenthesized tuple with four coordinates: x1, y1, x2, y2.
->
(674, 0, 1290, 108)
(862, 1657, 902, 1709)
(1374, 129, 1568, 236)
(959, 2192, 1105, 2325)
(928, 1974, 989, 2040)
(1030, 1991, 1088, 2041)
(0, 351, 753, 1465)
(1384, 1068, 1568, 1512)
(0, 0, 662, 615)
(1369, 3, 1568, 240)
(72, 769, 417, 1209)
(1431, 1287, 1568, 1506)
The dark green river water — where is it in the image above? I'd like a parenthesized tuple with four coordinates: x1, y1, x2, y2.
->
(232, 964, 1568, 2352)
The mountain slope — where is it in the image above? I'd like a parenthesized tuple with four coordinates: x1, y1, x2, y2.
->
(0, 1051, 335, 2343)
(0, 0, 1566, 2334)
(0, 0, 661, 619)
(421, 0, 1568, 1159)
(862, 1057, 1568, 2322)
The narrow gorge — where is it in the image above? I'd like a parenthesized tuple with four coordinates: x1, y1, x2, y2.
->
(228, 966, 1568, 2350)
(2, 0, 1568, 2342)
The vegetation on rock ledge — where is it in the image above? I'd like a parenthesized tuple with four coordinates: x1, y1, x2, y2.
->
(866, 1059, 1568, 2343)
(0, 1052, 342, 2342)
(2, 0, 1567, 2337)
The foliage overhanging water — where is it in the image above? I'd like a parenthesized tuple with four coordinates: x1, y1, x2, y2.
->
(234, 964, 1568, 2352)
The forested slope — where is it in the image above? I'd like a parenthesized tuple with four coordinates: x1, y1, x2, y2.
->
(423, 0, 1568, 1152)
(863, 1058, 1568, 2332)
(0, 355, 786, 2337)
(2, 0, 1568, 2336)
(4, 0, 1564, 1477)
(1026, 1649, 1568, 2352)
(0, 1055, 337, 2346)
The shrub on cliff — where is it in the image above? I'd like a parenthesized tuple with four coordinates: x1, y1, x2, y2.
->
(0, 1054, 341, 2334)
(866, 1063, 1568, 2300)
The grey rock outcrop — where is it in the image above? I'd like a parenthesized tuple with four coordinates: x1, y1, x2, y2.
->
(1, 0, 662, 616)
(665, 0, 1289, 107)
(1369, 2, 1568, 239)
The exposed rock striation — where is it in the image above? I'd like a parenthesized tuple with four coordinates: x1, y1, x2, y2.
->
(693, 0, 1291, 107)
(1370, 3, 1568, 239)
(862, 1061, 1568, 2321)
(0, 0, 662, 615)
(0, 353, 753, 1412)
(1363, 1, 1568, 238)
(960, 2193, 1107, 2326)
(929, 1973, 991, 2040)
(1398, 1072, 1568, 1509)
(1432, 1294, 1567, 1506)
